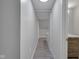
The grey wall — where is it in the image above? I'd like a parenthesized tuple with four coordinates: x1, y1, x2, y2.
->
(48, 0, 67, 59)
(21, 0, 39, 59)
(0, 0, 20, 59)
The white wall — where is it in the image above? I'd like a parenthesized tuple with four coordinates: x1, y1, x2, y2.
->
(68, 5, 79, 35)
(68, 8, 74, 34)
(72, 6, 79, 35)
(48, 0, 67, 59)
(0, 0, 20, 59)
(21, 0, 39, 59)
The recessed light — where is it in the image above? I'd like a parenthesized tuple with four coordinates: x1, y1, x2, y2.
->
(40, 0, 48, 2)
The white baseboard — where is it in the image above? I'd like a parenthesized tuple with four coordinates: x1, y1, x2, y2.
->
(31, 38, 39, 59)
(47, 41, 54, 59)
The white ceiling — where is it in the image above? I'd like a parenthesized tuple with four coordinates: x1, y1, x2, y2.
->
(31, 0, 55, 37)
(68, 0, 79, 8)
(31, 0, 55, 30)
(31, 0, 79, 37)
(31, 0, 55, 10)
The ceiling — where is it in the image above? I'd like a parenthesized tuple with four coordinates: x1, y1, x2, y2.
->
(31, 0, 55, 37)
(31, 0, 79, 27)
(31, 0, 55, 28)
(68, 0, 79, 8)
(31, 0, 79, 37)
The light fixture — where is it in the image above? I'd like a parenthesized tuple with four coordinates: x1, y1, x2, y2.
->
(40, 0, 48, 2)
(21, 0, 27, 3)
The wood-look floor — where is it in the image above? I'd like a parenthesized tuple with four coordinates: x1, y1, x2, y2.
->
(33, 38, 53, 59)
(33, 37, 79, 59)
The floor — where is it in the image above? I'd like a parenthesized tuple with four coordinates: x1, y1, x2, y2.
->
(33, 38, 53, 59)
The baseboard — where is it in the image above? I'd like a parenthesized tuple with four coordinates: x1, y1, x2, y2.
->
(31, 38, 39, 59)
(47, 41, 54, 59)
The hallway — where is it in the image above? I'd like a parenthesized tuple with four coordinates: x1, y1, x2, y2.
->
(0, 0, 79, 59)
(33, 38, 53, 59)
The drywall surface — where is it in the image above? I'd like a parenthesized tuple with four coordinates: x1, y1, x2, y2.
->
(48, 0, 67, 59)
(73, 7, 79, 35)
(68, 8, 74, 34)
(68, 5, 79, 35)
(0, 0, 20, 59)
(21, 0, 39, 59)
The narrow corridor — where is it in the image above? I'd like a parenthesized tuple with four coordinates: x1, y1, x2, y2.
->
(33, 38, 53, 59)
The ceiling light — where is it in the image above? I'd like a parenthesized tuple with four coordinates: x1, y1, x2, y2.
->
(21, 0, 27, 3)
(40, 0, 48, 2)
